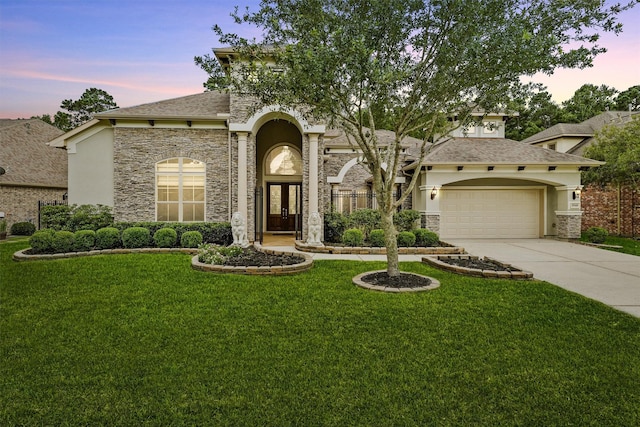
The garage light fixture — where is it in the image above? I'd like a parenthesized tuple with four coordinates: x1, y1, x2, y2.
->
(573, 186, 581, 200)
(430, 186, 438, 200)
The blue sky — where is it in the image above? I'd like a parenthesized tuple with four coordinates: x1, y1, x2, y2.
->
(1, 0, 638, 119)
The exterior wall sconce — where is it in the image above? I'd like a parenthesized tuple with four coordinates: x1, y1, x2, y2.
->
(572, 186, 581, 200)
(430, 186, 438, 200)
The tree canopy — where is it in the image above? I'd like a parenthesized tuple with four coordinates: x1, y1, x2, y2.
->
(200, 0, 635, 275)
(583, 116, 640, 189)
(33, 88, 118, 132)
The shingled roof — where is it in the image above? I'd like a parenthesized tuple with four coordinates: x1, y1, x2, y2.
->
(96, 91, 230, 120)
(522, 111, 639, 145)
(0, 119, 66, 188)
(419, 137, 602, 166)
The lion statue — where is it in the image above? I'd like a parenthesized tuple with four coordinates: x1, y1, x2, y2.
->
(231, 211, 249, 247)
(307, 211, 323, 246)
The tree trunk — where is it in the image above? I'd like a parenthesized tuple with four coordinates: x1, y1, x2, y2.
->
(381, 209, 400, 277)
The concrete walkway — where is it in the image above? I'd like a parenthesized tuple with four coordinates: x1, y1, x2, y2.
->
(447, 239, 640, 318)
(263, 239, 640, 318)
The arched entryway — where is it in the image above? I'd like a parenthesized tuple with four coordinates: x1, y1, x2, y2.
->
(256, 120, 303, 235)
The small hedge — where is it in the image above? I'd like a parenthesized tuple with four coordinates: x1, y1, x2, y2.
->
(342, 228, 364, 247)
(154, 228, 177, 248)
(585, 226, 608, 244)
(73, 230, 96, 252)
(413, 228, 439, 247)
(114, 222, 232, 245)
(29, 229, 56, 254)
(10, 222, 36, 236)
(397, 231, 416, 247)
(122, 227, 151, 249)
(368, 229, 386, 247)
(181, 231, 203, 248)
(95, 227, 121, 250)
(52, 231, 75, 253)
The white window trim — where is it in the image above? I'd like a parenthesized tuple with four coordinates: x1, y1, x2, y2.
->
(155, 157, 206, 222)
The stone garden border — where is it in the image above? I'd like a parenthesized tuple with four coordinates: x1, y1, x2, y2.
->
(352, 270, 441, 293)
(296, 240, 465, 255)
(422, 255, 533, 280)
(191, 246, 313, 275)
(13, 247, 197, 262)
(14, 245, 313, 276)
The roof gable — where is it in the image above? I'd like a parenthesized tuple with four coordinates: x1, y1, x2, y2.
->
(96, 91, 230, 120)
(0, 119, 67, 187)
(423, 137, 602, 165)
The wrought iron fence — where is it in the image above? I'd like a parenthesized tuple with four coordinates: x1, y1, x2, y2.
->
(330, 190, 399, 215)
(38, 199, 68, 229)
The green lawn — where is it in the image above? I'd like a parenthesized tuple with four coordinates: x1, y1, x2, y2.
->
(598, 235, 640, 256)
(1, 240, 639, 425)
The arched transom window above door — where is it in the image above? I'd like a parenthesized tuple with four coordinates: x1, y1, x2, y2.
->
(265, 145, 302, 176)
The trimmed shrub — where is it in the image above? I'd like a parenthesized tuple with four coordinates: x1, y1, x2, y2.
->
(348, 209, 381, 239)
(114, 222, 232, 246)
(342, 228, 364, 247)
(67, 204, 113, 231)
(73, 230, 96, 252)
(154, 227, 178, 248)
(10, 222, 36, 236)
(181, 231, 203, 248)
(413, 228, 439, 247)
(368, 229, 386, 247)
(122, 227, 151, 249)
(95, 227, 121, 249)
(40, 205, 71, 230)
(29, 229, 56, 254)
(324, 211, 349, 243)
(397, 231, 416, 247)
(585, 226, 608, 244)
(393, 209, 420, 232)
(52, 231, 75, 253)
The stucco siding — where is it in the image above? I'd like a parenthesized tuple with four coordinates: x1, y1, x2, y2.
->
(68, 127, 114, 206)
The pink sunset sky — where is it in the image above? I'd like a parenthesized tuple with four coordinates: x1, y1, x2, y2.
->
(1, 0, 638, 120)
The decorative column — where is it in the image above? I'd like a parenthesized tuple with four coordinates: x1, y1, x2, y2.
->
(307, 133, 323, 245)
(554, 185, 582, 239)
(237, 132, 248, 224)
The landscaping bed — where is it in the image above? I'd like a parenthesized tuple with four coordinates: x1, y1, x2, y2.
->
(353, 270, 440, 292)
(296, 240, 465, 255)
(423, 255, 533, 279)
(192, 245, 313, 275)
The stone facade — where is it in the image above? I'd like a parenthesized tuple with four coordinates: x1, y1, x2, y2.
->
(556, 213, 582, 239)
(421, 213, 441, 234)
(0, 185, 66, 232)
(113, 127, 230, 222)
(581, 184, 640, 237)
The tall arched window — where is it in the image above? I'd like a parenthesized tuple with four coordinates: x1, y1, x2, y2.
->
(156, 157, 205, 222)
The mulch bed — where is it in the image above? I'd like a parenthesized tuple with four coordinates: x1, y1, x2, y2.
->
(439, 257, 519, 272)
(359, 271, 432, 288)
(224, 246, 304, 267)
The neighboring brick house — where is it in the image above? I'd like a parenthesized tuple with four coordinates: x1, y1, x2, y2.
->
(0, 119, 66, 233)
(523, 111, 640, 236)
(49, 49, 600, 242)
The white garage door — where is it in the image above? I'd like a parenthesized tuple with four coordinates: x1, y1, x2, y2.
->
(440, 189, 541, 239)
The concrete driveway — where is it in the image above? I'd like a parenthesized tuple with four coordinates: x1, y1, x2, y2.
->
(447, 239, 640, 318)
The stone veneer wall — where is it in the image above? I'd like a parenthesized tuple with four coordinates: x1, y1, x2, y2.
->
(421, 213, 440, 234)
(556, 213, 582, 239)
(0, 185, 66, 232)
(581, 184, 639, 237)
(113, 128, 230, 223)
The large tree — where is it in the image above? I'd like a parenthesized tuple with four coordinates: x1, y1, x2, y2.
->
(505, 83, 569, 140)
(615, 84, 640, 111)
(583, 116, 640, 189)
(562, 83, 619, 122)
(201, 0, 634, 277)
(55, 88, 118, 132)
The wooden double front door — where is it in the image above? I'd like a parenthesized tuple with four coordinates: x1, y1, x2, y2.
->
(267, 182, 302, 231)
